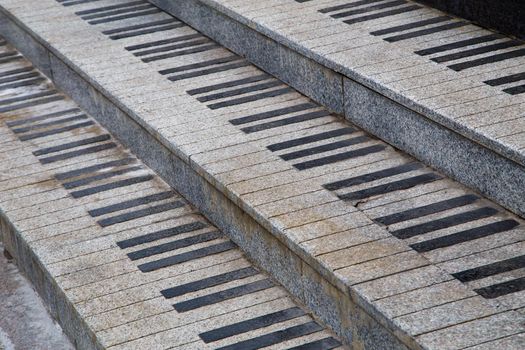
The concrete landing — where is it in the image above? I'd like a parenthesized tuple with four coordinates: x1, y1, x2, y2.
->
(0, 242, 74, 350)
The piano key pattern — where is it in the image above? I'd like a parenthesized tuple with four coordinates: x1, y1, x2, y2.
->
(0, 41, 342, 349)
(56, 0, 525, 304)
(298, 0, 525, 95)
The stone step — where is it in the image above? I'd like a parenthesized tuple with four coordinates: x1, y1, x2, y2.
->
(0, 45, 343, 350)
(146, 0, 525, 218)
(0, 1, 524, 349)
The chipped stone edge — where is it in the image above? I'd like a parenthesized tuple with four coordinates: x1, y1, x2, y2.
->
(0, 6, 424, 350)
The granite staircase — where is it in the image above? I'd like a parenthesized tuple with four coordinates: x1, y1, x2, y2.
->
(0, 0, 524, 349)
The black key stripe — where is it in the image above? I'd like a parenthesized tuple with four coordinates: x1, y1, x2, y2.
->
(39, 142, 117, 164)
(503, 84, 525, 95)
(54, 157, 136, 180)
(138, 241, 236, 272)
(241, 110, 331, 134)
(128, 230, 222, 260)
(109, 23, 185, 40)
(125, 33, 201, 51)
(187, 74, 270, 95)
(320, 0, 385, 14)
(415, 34, 504, 56)
(338, 172, 441, 200)
(70, 174, 154, 198)
(207, 87, 293, 109)
(0, 96, 65, 114)
(162, 267, 259, 299)
(475, 276, 525, 299)
(453, 255, 525, 282)
(484, 72, 525, 86)
(76, 0, 145, 15)
(343, 5, 422, 25)
(173, 278, 275, 312)
(331, 0, 407, 19)
(88, 8, 161, 25)
(0, 71, 39, 84)
(6, 108, 81, 127)
(199, 307, 306, 343)
(160, 56, 240, 75)
(89, 191, 174, 217)
(375, 194, 480, 225)
(18, 120, 94, 141)
(81, 4, 154, 21)
(99, 200, 186, 227)
(62, 165, 143, 189)
(11, 114, 88, 134)
(391, 207, 499, 239)
(431, 40, 523, 63)
(0, 90, 57, 106)
(33, 134, 111, 156)
(117, 221, 208, 248)
(324, 162, 423, 191)
(61, 0, 102, 6)
(384, 22, 468, 42)
(294, 144, 387, 170)
(448, 48, 525, 71)
(281, 135, 369, 161)
(288, 337, 342, 350)
(133, 38, 210, 56)
(215, 321, 323, 350)
(411, 220, 520, 253)
(371, 16, 451, 36)
(0, 77, 46, 90)
(197, 80, 281, 102)
(142, 43, 219, 62)
(103, 18, 179, 35)
(0, 51, 18, 59)
(168, 61, 251, 82)
(230, 102, 317, 126)
(0, 66, 34, 78)
(268, 127, 356, 151)
(0, 55, 22, 64)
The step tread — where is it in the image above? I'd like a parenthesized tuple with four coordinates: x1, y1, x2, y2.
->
(0, 0, 524, 349)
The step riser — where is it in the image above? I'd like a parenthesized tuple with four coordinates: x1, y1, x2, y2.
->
(0, 9, 415, 350)
(0, 215, 102, 350)
(148, 0, 525, 219)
